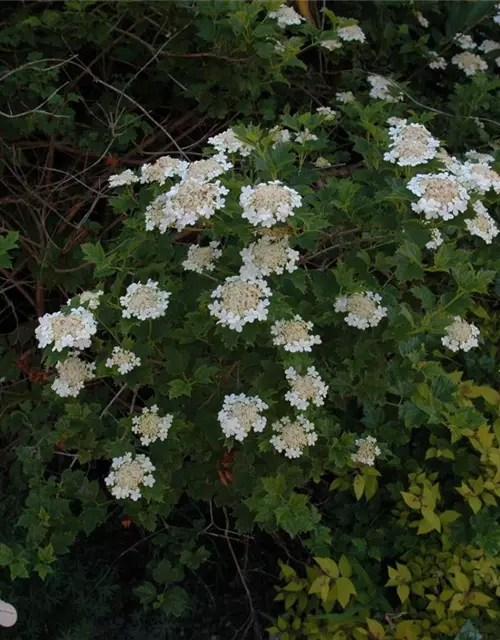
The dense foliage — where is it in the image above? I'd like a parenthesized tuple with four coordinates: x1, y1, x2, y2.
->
(2, 1, 500, 638)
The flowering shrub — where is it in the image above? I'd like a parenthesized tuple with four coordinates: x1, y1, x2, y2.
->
(4, 1, 500, 637)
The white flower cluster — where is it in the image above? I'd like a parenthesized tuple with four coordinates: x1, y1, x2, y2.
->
(239, 180, 302, 227)
(145, 180, 229, 233)
(425, 228, 444, 251)
(321, 39, 342, 51)
(351, 435, 381, 466)
(105, 453, 155, 501)
(208, 275, 271, 332)
(465, 201, 499, 244)
(120, 280, 171, 321)
(77, 290, 103, 310)
(207, 128, 253, 156)
(455, 33, 476, 50)
(479, 39, 500, 54)
(218, 393, 268, 441)
(268, 4, 304, 28)
(132, 405, 173, 446)
(270, 415, 317, 458)
(284, 366, 329, 411)
(338, 25, 366, 43)
(465, 150, 495, 164)
(415, 11, 429, 28)
(407, 172, 469, 221)
(314, 157, 331, 169)
(442, 316, 480, 353)
(183, 153, 232, 183)
(336, 91, 355, 104)
(428, 51, 447, 70)
(317, 106, 337, 121)
(182, 241, 222, 274)
(36, 307, 98, 352)
(384, 119, 440, 167)
(239, 234, 299, 278)
(105, 346, 141, 374)
(140, 156, 188, 185)
(454, 162, 500, 195)
(451, 51, 487, 76)
(269, 126, 291, 147)
(295, 129, 318, 143)
(334, 291, 387, 330)
(271, 316, 322, 352)
(368, 75, 402, 102)
(51, 354, 96, 398)
(108, 169, 138, 188)
(495, 5, 500, 24)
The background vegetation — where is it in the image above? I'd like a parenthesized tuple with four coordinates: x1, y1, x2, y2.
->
(1, 1, 500, 638)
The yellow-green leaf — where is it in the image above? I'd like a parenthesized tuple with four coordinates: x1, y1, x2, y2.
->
(421, 507, 441, 532)
(468, 495, 482, 514)
(449, 593, 466, 612)
(401, 491, 420, 510)
(454, 571, 470, 593)
(397, 583, 410, 604)
(396, 562, 411, 581)
(364, 474, 378, 501)
(279, 561, 297, 580)
(309, 574, 330, 597)
(339, 555, 352, 578)
(315, 557, 339, 578)
(285, 593, 297, 610)
(468, 591, 492, 607)
(353, 474, 365, 501)
(366, 618, 385, 639)
(283, 580, 305, 592)
(439, 510, 461, 525)
(335, 576, 356, 609)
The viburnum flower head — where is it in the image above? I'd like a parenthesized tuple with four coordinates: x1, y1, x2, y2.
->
(317, 106, 337, 121)
(51, 354, 96, 398)
(284, 366, 329, 411)
(455, 33, 476, 50)
(120, 280, 170, 321)
(351, 435, 381, 466)
(407, 172, 469, 221)
(239, 180, 302, 227)
(208, 275, 271, 332)
(415, 11, 429, 27)
(182, 241, 222, 274)
(367, 75, 403, 102)
(271, 315, 322, 352)
(146, 180, 229, 233)
(465, 201, 499, 244)
(108, 169, 138, 188)
(269, 125, 291, 147)
(36, 306, 98, 352)
(428, 51, 447, 70)
(207, 128, 253, 157)
(78, 290, 103, 310)
(321, 39, 342, 51)
(315, 157, 331, 168)
(105, 453, 155, 501)
(132, 405, 173, 446)
(270, 415, 317, 459)
(338, 24, 365, 43)
(182, 153, 232, 184)
(454, 162, 500, 195)
(451, 51, 487, 76)
(336, 91, 355, 104)
(139, 155, 189, 185)
(479, 39, 500, 54)
(295, 129, 318, 143)
(218, 393, 268, 441)
(426, 228, 443, 251)
(268, 3, 304, 28)
(105, 346, 141, 374)
(384, 119, 440, 167)
(334, 291, 387, 330)
(464, 150, 495, 164)
(442, 316, 480, 353)
(239, 234, 299, 278)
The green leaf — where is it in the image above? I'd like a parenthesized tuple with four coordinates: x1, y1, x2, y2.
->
(421, 507, 441, 532)
(0, 544, 13, 566)
(335, 576, 356, 609)
(454, 571, 470, 593)
(353, 474, 365, 501)
(338, 555, 352, 578)
(134, 581, 157, 605)
(401, 492, 421, 510)
(315, 557, 339, 579)
(397, 583, 410, 604)
(0, 231, 19, 268)
(168, 379, 192, 399)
